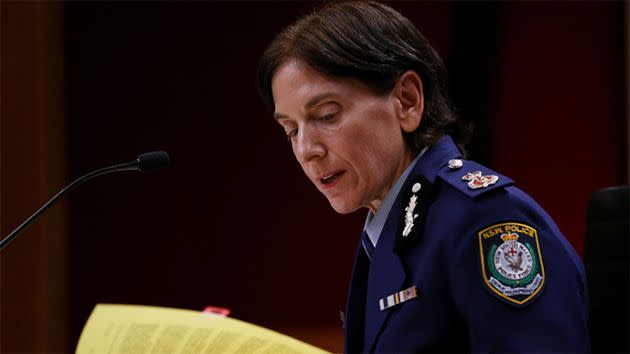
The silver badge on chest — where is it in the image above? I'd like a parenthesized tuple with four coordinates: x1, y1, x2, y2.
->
(402, 183, 421, 237)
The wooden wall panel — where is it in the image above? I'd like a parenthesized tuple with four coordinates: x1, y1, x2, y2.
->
(0, 2, 66, 352)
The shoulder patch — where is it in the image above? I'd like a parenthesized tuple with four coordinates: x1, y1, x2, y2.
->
(438, 159, 514, 198)
(477, 221, 545, 307)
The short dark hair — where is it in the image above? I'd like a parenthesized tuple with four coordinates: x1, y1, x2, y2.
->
(257, 1, 470, 153)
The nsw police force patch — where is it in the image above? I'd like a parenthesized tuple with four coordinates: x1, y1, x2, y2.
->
(477, 222, 545, 306)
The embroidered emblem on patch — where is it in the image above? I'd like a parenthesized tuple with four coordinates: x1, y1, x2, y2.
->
(463, 171, 499, 189)
(478, 222, 545, 306)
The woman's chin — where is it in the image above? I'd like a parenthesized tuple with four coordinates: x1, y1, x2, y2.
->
(328, 198, 362, 215)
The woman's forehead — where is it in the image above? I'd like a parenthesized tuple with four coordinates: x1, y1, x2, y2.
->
(272, 60, 373, 114)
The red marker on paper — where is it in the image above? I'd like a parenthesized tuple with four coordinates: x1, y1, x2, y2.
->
(202, 306, 231, 317)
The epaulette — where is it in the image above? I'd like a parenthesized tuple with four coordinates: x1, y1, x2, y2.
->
(437, 159, 514, 199)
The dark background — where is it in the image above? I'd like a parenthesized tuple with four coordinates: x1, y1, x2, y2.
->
(1, 1, 627, 352)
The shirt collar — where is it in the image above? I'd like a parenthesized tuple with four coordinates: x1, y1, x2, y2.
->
(363, 146, 428, 247)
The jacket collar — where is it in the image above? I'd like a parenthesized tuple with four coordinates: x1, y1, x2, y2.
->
(414, 134, 463, 183)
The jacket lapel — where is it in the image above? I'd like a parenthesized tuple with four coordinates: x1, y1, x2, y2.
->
(363, 203, 407, 352)
(345, 239, 371, 353)
(362, 135, 464, 352)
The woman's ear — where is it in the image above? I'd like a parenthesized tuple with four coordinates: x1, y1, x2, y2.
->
(394, 70, 424, 133)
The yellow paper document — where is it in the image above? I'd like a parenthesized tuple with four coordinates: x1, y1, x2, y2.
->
(76, 304, 331, 354)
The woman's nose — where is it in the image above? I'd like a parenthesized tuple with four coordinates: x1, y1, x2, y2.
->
(294, 126, 326, 163)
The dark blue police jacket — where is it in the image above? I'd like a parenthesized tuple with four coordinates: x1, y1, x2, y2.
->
(344, 135, 590, 353)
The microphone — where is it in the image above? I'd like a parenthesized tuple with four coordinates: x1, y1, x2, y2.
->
(0, 151, 170, 251)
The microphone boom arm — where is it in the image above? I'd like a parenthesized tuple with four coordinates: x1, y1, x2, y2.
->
(0, 151, 169, 251)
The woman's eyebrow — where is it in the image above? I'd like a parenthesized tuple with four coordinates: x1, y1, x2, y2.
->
(274, 92, 338, 120)
(273, 112, 288, 120)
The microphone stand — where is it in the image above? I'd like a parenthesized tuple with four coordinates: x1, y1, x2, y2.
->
(0, 161, 139, 251)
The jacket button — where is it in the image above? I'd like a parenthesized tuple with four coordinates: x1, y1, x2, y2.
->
(448, 159, 463, 170)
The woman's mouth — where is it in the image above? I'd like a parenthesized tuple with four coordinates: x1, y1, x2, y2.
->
(319, 171, 345, 188)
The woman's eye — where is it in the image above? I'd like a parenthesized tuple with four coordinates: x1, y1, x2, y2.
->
(286, 128, 298, 141)
(318, 113, 336, 121)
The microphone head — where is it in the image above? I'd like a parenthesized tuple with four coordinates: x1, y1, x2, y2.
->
(137, 151, 170, 172)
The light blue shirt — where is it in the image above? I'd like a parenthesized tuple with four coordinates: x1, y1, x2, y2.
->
(363, 147, 428, 248)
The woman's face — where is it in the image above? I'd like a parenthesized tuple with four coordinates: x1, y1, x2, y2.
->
(271, 59, 416, 214)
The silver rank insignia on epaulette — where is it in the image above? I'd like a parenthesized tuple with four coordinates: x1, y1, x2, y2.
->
(379, 285, 419, 311)
(462, 171, 499, 189)
(402, 183, 421, 237)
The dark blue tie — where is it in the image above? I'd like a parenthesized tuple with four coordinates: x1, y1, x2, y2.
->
(361, 230, 374, 261)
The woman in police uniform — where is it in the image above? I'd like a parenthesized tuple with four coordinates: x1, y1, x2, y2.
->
(257, 2, 589, 353)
